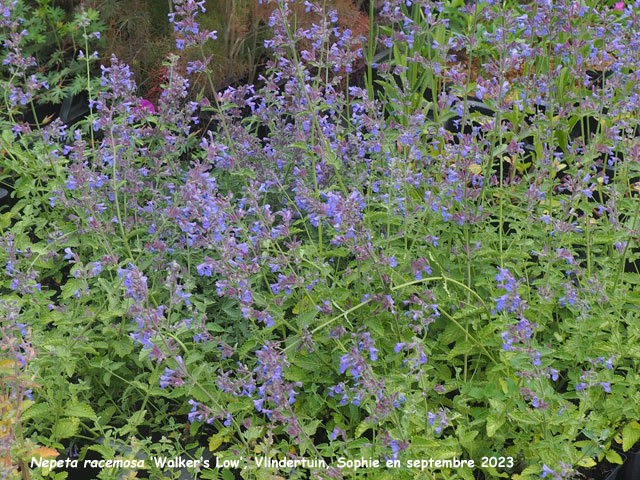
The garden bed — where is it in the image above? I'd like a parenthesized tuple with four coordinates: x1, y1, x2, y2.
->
(2, 1, 640, 480)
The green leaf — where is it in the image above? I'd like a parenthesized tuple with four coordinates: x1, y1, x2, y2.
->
(623, 421, 640, 452)
(577, 457, 597, 468)
(458, 429, 479, 455)
(61, 279, 84, 299)
(21, 403, 51, 422)
(111, 338, 133, 357)
(2, 129, 12, 144)
(208, 432, 229, 452)
(605, 449, 623, 465)
(411, 437, 440, 449)
(507, 411, 540, 425)
(87, 443, 115, 459)
(129, 409, 146, 426)
(0, 212, 12, 230)
(66, 403, 96, 419)
(355, 420, 370, 439)
(303, 420, 320, 436)
(486, 414, 503, 438)
(53, 418, 79, 439)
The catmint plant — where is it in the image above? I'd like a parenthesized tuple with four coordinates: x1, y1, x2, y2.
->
(1, 1, 640, 479)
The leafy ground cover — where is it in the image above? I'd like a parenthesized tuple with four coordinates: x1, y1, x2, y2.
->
(2, 0, 640, 479)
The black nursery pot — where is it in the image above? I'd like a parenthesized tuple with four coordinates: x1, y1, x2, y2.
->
(59, 92, 90, 126)
(606, 461, 624, 480)
(604, 453, 626, 480)
(0, 185, 16, 211)
(619, 447, 640, 480)
(578, 453, 626, 480)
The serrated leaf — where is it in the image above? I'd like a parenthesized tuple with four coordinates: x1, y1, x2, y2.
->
(304, 420, 320, 436)
(129, 409, 146, 426)
(292, 298, 310, 315)
(22, 403, 51, 421)
(412, 437, 440, 449)
(508, 411, 540, 425)
(208, 433, 228, 452)
(30, 447, 60, 459)
(61, 278, 84, 299)
(189, 419, 200, 437)
(245, 425, 262, 441)
(87, 444, 114, 458)
(623, 421, 640, 452)
(431, 447, 462, 460)
(518, 464, 540, 476)
(469, 163, 482, 175)
(111, 339, 133, 357)
(53, 418, 79, 439)
(66, 403, 96, 419)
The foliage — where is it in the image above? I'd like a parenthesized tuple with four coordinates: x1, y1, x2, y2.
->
(1, 0, 640, 479)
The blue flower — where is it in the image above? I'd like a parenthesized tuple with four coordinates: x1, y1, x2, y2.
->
(196, 262, 212, 277)
(540, 464, 555, 478)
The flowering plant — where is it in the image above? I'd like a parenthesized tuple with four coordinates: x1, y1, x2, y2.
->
(2, 0, 640, 479)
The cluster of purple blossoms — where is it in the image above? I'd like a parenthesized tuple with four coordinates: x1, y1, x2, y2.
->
(0, 301, 36, 371)
(160, 356, 187, 389)
(1, 235, 42, 295)
(402, 291, 439, 335)
(410, 257, 432, 281)
(295, 185, 370, 249)
(127, 304, 178, 362)
(427, 407, 450, 436)
(495, 268, 537, 359)
(117, 263, 149, 301)
(575, 357, 614, 393)
(217, 342, 304, 439)
(187, 399, 232, 427)
(339, 330, 379, 378)
(558, 281, 597, 322)
(165, 264, 192, 307)
(520, 387, 549, 410)
(332, 334, 380, 405)
(379, 430, 410, 462)
(540, 462, 574, 479)
(501, 319, 537, 354)
(168, 0, 217, 51)
(4, 0, 639, 475)
(0, 300, 37, 477)
(252, 342, 304, 438)
(494, 267, 560, 410)
(394, 339, 428, 377)
(329, 330, 403, 423)
(1, 0, 48, 113)
(493, 267, 526, 315)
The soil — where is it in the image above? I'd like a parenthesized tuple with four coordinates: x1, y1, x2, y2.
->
(576, 457, 623, 480)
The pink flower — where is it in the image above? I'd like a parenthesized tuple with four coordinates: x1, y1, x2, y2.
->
(614, 1, 625, 10)
(137, 99, 156, 114)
